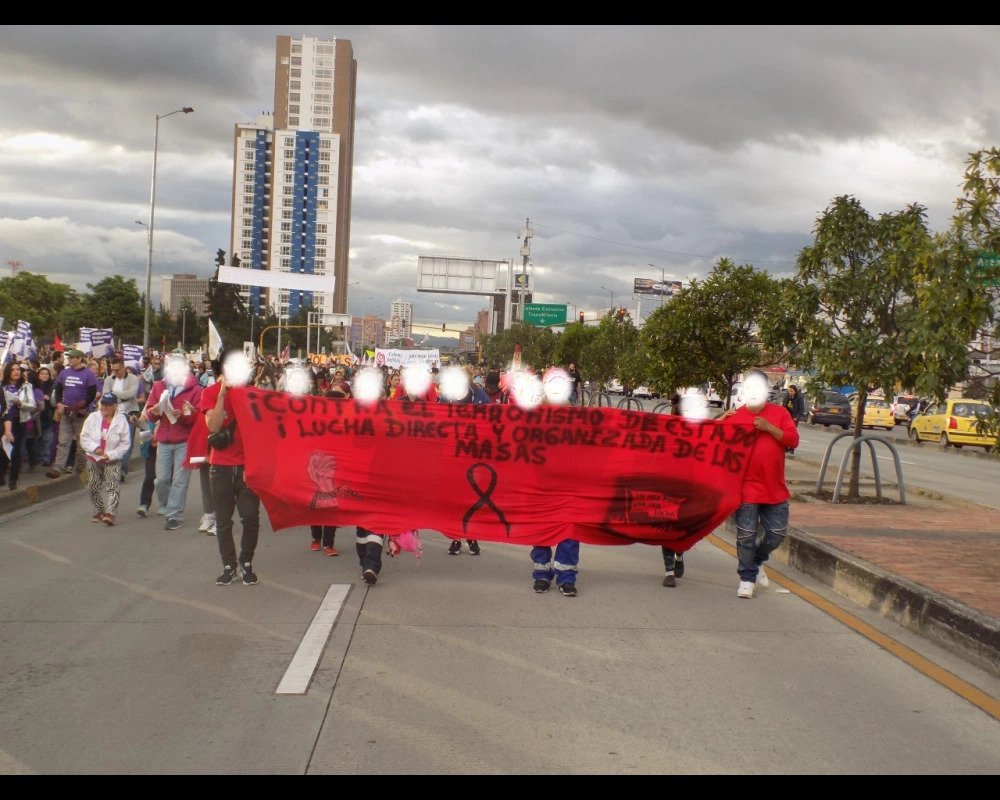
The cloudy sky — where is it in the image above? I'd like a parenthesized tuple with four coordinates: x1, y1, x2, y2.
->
(1, 25, 998, 335)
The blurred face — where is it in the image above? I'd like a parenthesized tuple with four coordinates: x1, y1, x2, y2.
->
(151, 357, 162, 370)
(112, 361, 126, 377)
(88, 360, 99, 374)
(389, 373, 400, 387)
(39, 368, 51, 382)
(9, 365, 21, 382)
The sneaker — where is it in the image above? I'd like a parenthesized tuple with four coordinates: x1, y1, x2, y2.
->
(241, 563, 258, 586)
(756, 566, 770, 588)
(206, 523, 217, 536)
(156, 508, 165, 516)
(559, 583, 578, 597)
(164, 518, 182, 531)
(323, 546, 339, 557)
(309, 540, 322, 551)
(674, 553, 685, 578)
(46, 468, 62, 479)
(216, 565, 238, 586)
(737, 581, 755, 599)
(467, 540, 481, 556)
(136, 505, 148, 517)
(91, 513, 104, 524)
(447, 540, 462, 555)
(533, 579, 551, 594)
(662, 572, 677, 588)
(103, 514, 116, 526)
(362, 568, 378, 585)
(197, 513, 214, 533)
(60, 466, 74, 474)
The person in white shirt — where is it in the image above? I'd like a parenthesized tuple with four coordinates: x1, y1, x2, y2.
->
(103, 357, 141, 481)
(80, 392, 131, 526)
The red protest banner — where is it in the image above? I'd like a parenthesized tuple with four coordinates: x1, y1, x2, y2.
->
(228, 388, 758, 551)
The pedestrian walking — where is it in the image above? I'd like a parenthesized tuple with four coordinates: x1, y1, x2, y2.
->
(2, 362, 39, 491)
(717, 370, 799, 599)
(80, 392, 130, 525)
(47, 349, 99, 478)
(203, 351, 261, 586)
(781, 384, 804, 456)
(103, 357, 141, 479)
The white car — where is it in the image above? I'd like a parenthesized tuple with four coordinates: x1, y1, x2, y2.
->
(633, 386, 658, 399)
(606, 379, 624, 394)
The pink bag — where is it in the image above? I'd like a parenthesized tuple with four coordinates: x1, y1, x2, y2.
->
(387, 529, 423, 559)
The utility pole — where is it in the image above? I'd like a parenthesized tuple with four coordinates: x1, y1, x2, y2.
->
(516, 218, 533, 322)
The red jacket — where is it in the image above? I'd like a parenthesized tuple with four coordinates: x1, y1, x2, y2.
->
(144, 375, 203, 444)
(730, 403, 799, 504)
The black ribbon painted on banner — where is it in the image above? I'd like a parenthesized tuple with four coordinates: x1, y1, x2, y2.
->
(462, 462, 511, 538)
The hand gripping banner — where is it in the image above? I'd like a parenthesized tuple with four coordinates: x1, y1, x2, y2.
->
(228, 387, 758, 551)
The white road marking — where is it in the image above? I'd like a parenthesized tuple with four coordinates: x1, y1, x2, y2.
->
(876, 455, 917, 465)
(276, 583, 351, 695)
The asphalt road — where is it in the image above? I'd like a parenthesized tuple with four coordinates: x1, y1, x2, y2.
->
(2, 477, 999, 774)
(613, 396, 1000, 509)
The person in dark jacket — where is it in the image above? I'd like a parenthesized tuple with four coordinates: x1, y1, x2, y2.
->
(782, 385, 805, 456)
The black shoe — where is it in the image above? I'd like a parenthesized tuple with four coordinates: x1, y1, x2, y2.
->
(467, 540, 481, 556)
(216, 565, 238, 586)
(362, 568, 378, 585)
(558, 583, 578, 597)
(674, 553, 685, 578)
(447, 540, 462, 555)
(533, 579, 551, 594)
(662, 572, 677, 587)
(241, 562, 258, 586)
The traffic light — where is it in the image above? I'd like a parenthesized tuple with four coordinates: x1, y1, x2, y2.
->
(579, 311, 585, 324)
(215, 249, 226, 267)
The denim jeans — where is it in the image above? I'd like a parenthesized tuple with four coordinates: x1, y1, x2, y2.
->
(155, 441, 191, 523)
(733, 501, 789, 582)
(531, 540, 580, 586)
(34, 425, 54, 465)
(119, 419, 137, 477)
(210, 464, 260, 567)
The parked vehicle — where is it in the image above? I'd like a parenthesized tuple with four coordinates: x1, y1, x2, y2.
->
(606, 379, 624, 394)
(908, 399, 997, 450)
(809, 391, 852, 429)
(850, 397, 895, 430)
(891, 394, 920, 423)
(704, 383, 724, 408)
(633, 385, 659, 399)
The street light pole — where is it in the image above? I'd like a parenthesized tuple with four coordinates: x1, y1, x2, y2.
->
(181, 307, 187, 352)
(600, 285, 614, 314)
(143, 106, 194, 351)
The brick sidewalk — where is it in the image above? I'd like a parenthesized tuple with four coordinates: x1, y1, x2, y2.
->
(782, 458, 1000, 620)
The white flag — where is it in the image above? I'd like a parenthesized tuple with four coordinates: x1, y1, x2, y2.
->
(208, 319, 223, 360)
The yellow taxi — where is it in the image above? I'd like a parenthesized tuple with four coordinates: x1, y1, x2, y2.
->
(850, 397, 895, 430)
(908, 398, 998, 450)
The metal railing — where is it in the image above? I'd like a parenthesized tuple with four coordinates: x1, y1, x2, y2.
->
(816, 432, 906, 504)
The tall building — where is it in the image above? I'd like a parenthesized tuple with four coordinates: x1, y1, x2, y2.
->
(475, 308, 490, 336)
(229, 35, 357, 319)
(389, 299, 413, 343)
(349, 315, 385, 349)
(161, 274, 209, 317)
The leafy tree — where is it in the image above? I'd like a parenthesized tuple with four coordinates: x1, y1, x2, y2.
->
(791, 194, 990, 496)
(579, 308, 639, 389)
(479, 322, 557, 369)
(79, 276, 145, 343)
(952, 146, 1000, 447)
(205, 265, 247, 348)
(0, 271, 77, 336)
(553, 320, 598, 369)
(639, 259, 790, 404)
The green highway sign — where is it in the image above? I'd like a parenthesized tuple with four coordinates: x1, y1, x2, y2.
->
(523, 303, 568, 327)
(975, 251, 1000, 286)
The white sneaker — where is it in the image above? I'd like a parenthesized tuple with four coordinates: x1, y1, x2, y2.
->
(737, 581, 755, 599)
(198, 514, 211, 532)
(156, 508, 165, 516)
(756, 566, 770, 588)
(206, 522, 217, 536)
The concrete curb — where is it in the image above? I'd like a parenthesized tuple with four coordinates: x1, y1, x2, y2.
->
(721, 519, 1000, 679)
(2, 454, 145, 515)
